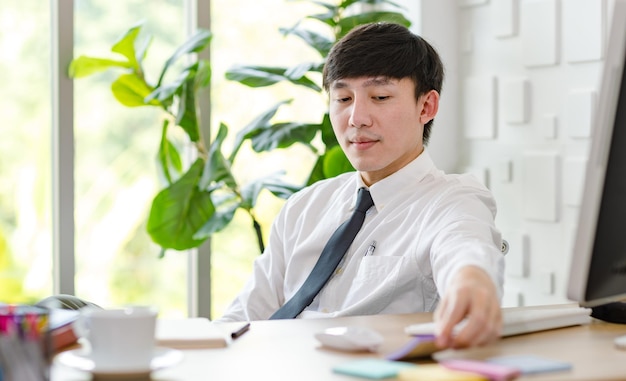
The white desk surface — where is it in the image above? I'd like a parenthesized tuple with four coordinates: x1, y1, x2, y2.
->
(51, 304, 626, 381)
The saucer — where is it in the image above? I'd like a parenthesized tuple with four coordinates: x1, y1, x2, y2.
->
(55, 347, 183, 377)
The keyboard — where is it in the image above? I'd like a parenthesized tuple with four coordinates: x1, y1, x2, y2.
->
(405, 305, 592, 337)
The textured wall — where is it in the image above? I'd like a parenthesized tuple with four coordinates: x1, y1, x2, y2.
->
(453, 0, 612, 307)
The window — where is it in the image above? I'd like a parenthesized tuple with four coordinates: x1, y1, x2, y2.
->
(73, 0, 188, 316)
(1, 0, 417, 318)
(0, 0, 320, 317)
(0, 0, 52, 304)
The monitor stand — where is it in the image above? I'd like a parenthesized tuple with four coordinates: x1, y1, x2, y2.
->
(591, 302, 626, 324)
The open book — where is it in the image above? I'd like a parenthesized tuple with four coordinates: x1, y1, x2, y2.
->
(156, 317, 228, 349)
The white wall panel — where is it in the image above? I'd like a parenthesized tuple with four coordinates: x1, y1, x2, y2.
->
(427, 0, 609, 306)
(521, 0, 560, 67)
(563, 0, 605, 63)
(463, 76, 497, 139)
(564, 90, 596, 138)
(522, 152, 559, 222)
(503, 231, 530, 278)
(492, 0, 518, 38)
(539, 114, 558, 139)
(563, 157, 587, 206)
(501, 78, 530, 124)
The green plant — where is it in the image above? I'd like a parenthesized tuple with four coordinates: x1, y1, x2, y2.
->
(226, 0, 410, 187)
(69, 24, 219, 256)
(68, 0, 410, 256)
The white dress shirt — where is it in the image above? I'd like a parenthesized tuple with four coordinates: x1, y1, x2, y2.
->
(218, 150, 504, 322)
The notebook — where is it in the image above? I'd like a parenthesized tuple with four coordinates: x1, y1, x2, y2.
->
(156, 317, 228, 349)
(405, 305, 592, 337)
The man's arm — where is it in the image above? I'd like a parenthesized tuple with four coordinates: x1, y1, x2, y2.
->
(217, 209, 290, 322)
(433, 265, 502, 348)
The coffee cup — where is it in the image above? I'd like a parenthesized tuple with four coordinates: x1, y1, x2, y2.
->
(74, 306, 158, 372)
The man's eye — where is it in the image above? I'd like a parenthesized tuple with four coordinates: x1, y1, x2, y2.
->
(336, 97, 351, 103)
(374, 96, 390, 101)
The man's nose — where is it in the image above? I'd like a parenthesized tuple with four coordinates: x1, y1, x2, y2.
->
(349, 98, 373, 128)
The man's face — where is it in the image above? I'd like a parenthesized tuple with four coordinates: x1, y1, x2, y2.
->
(329, 76, 436, 186)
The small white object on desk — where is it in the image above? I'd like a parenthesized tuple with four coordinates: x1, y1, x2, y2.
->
(315, 326, 383, 352)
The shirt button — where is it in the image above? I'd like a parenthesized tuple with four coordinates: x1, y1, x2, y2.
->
(335, 267, 343, 275)
(322, 308, 329, 313)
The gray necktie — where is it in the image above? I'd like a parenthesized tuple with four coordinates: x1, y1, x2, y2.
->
(270, 187, 374, 319)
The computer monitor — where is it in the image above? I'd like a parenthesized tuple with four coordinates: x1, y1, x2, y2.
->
(567, 0, 626, 323)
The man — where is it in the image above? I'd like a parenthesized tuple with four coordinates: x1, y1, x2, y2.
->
(218, 22, 504, 349)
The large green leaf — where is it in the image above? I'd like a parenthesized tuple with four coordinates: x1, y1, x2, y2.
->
(252, 175, 301, 201)
(247, 122, 319, 152)
(134, 34, 153, 68)
(157, 29, 211, 86)
(319, 112, 338, 148)
(265, 180, 302, 199)
(306, 156, 327, 186)
(323, 145, 354, 178)
(193, 196, 240, 239)
(147, 158, 215, 250)
(239, 172, 299, 209)
(286, 0, 337, 26)
(111, 23, 142, 71)
(225, 65, 321, 91)
(145, 68, 189, 104)
(284, 62, 321, 80)
(195, 59, 212, 88)
(145, 60, 209, 107)
(175, 76, 200, 142)
(229, 100, 291, 161)
(202, 123, 237, 189)
(340, 0, 404, 9)
(68, 56, 132, 78)
(157, 119, 183, 184)
(279, 26, 334, 57)
(111, 73, 160, 107)
(240, 178, 270, 210)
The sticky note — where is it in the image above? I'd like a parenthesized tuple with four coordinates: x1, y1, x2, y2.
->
(440, 359, 520, 381)
(398, 364, 488, 381)
(385, 335, 438, 360)
(486, 354, 572, 375)
(332, 359, 416, 379)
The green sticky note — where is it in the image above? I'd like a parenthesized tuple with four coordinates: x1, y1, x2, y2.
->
(332, 359, 417, 379)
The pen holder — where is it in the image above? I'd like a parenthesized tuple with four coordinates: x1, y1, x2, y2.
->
(0, 305, 51, 381)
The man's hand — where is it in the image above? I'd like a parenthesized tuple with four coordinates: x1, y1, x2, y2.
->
(433, 265, 502, 349)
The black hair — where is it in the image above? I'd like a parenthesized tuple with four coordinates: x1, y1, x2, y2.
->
(323, 22, 444, 144)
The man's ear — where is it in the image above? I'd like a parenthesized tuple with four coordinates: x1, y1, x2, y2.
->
(419, 90, 440, 125)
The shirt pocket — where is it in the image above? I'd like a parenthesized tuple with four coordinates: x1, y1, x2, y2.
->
(346, 256, 406, 310)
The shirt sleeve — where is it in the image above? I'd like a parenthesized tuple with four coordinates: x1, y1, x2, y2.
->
(215, 204, 290, 322)
(428, 175, 505, 301)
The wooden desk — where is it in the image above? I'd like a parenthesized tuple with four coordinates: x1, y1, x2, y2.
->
(51, 305, 626, 380)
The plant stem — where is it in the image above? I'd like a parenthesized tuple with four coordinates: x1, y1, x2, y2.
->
(252, 218, 265, 254)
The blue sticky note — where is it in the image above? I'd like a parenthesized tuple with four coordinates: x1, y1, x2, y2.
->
(486, 355, 572, 375)
(332, 359, 416, 379)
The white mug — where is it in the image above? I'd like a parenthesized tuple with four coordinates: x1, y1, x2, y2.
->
(74, 306, 158, 372)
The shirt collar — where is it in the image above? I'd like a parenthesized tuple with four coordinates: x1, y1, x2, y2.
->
(352, 149, 438, 212)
